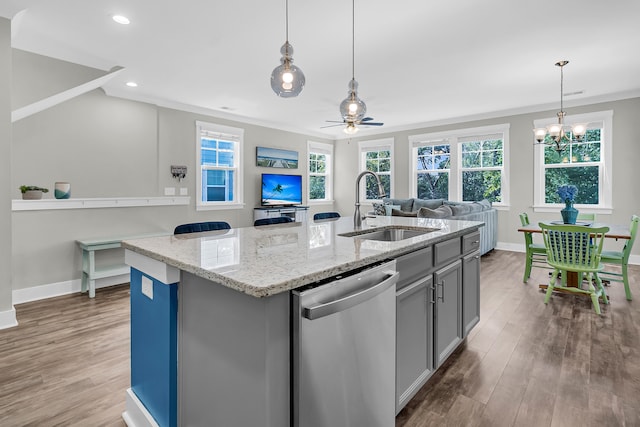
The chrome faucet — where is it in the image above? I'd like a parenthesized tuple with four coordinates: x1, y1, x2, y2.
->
(354, 170, 386, 228)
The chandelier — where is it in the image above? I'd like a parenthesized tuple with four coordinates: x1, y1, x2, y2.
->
(533, 60, 588, 153)
(270, 0, 305, 97)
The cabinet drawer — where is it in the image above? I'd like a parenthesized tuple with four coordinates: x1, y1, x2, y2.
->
(462, 231, 481, 254)
(434, 238, 461, 267)
(396, 246, 433, 290)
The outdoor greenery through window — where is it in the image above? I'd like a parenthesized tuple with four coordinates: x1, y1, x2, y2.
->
(359, 138, 393, 200)
(410, 124, 509, 205)
(460, 136, 504, 202)
(416, 144, 450, 199)
(533, 110, 612, 211)
(196, 121, 243, 209)
(308, 141, 333, 202)
(543, 129, 601, 204)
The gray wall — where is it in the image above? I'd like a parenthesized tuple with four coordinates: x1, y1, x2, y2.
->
(1, 18, 12, 313)
(11, 51, 333, 291)
(9, 48, 640, 295)
(334, 97, 640, 255)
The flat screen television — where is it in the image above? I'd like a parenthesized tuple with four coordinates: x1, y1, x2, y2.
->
(261, 173, 303, 206)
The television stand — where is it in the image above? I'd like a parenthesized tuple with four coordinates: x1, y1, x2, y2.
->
(254, 206, 308, 224)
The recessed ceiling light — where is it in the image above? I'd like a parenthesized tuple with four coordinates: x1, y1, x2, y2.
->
(112, 15, 130, 25)
(126, 82, 138, 87)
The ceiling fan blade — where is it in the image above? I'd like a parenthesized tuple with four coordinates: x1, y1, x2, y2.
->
(324, 120, 346, 124)
(320, 123, 346, 129)
(361, 122, 384, 126)
(360, 117, 375, 122)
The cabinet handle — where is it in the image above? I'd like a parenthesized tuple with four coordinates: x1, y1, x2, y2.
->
(473, 240, 480, 244)
(429, 282, 436, 305)
(437, 280, 445, 302)
(475, 255, 480, 260)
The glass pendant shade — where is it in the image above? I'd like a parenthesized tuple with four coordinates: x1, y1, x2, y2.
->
(271, 42, 305, 97)
(339, 79, 367, 122)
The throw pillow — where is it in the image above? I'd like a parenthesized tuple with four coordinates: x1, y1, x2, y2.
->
(391, 209, 418, 217)
(413, 198, 445, 210)
(449, 204, 472, 216)
(477, 199, 492, 210)
(372, 202, 386, 216)
(382, 198, 414, 212)
(417, 205, 453, 219)
(384, 204, 401, 216)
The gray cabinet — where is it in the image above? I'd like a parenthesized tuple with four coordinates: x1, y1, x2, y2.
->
(395, 232, 481, 413)
(434, 260, 463, 367)
(396, 276, 433, 412)
(462, 251, 481, 337)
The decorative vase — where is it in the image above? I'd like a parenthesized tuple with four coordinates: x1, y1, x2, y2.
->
(561, 201, 579, 224)
(54, 182, 71, 199)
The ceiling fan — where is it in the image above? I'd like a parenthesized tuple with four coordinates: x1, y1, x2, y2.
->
(321, 116, 384, 134)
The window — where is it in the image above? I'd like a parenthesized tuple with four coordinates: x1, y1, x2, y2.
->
(410, 124, 509, 206)
(533, 110, 612, 212)
(359, 138, 394, 201)
(308, 141, 334, 202)
(196, 121, 244, 210)
(415, 142, 450, 199)
(460, 135, 504, 203)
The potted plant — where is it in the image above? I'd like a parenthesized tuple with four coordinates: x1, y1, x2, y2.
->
(20, 185, 49, 200)
(557, 184, 578, 224)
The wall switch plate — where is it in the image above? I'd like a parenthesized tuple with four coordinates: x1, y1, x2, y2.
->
(180, 187, 188, 196)
(164, 187, 176, 196)
(141, 276, 154, 300)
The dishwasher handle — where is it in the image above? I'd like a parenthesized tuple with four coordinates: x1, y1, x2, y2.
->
(302, 271, 399, 320)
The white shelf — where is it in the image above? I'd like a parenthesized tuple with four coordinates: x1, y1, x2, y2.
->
(12, 196, 190, 211)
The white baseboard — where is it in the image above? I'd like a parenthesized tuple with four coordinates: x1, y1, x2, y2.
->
(12, 274, 129, 305)
(0, 306, 18, 330)
(122, 388, 159, 427)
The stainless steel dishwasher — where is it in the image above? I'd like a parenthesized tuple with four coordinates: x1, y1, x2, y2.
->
(292, 260, 398, 427)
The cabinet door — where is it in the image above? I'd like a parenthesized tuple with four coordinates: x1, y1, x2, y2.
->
(434, 260, 462, 368)
(396, 276, 433, 413)
(462, 252, 480, 337)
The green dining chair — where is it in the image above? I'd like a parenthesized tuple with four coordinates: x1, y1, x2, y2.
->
(540, 223, 610, 315)
(599, 215, 639, 301)
(520, 212, 549, 282)
(577, 212, 596, 222)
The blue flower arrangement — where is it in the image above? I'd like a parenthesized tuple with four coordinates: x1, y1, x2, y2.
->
(557, 184, 578, 203)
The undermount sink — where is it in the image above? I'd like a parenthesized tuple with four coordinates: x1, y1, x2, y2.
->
(339, 226, 439, 242)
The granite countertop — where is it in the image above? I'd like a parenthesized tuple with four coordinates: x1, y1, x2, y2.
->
(122, 216, 483, 298)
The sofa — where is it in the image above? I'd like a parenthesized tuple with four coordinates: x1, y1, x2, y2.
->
(372, 198, 497, 255)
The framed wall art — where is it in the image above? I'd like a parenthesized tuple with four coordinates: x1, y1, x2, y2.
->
(256, 146, 299, 169)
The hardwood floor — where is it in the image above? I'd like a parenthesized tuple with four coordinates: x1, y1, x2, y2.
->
(1, 250, 638, 426)
(397, 250, 640, 427)
(0, 285, 129, 427)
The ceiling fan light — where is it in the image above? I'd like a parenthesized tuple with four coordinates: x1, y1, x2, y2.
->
(344, 123, 359, 134)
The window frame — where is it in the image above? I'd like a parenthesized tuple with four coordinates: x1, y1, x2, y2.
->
(358, 138, 394, 202)
(532, 110, 613, 213)
(195, 120, 244, 211)
(307, 140, 334, 204)
(409, 124, 510, 207)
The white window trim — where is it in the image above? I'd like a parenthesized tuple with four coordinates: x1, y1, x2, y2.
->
(307, 140, 334, 205)
(195, 121, 245, 211)
(532, 110, 613, 214)
(409, 124, 510, 206)
(358, 137, 394, 202)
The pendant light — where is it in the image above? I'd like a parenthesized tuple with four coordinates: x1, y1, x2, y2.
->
(533, 61, 588, 153)
(339, 0, 366, 133)
(270, 0, 305, 97)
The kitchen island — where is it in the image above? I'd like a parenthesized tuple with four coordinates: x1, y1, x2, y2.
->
(121, 216, 483, 427)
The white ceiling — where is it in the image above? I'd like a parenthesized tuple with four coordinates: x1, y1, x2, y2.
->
(3, 0, 640, 139)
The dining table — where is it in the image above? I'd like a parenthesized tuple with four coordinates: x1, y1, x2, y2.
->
(517, 221, 631, 289)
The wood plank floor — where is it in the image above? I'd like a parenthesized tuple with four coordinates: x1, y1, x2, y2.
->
(1, 250, 638, 426)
